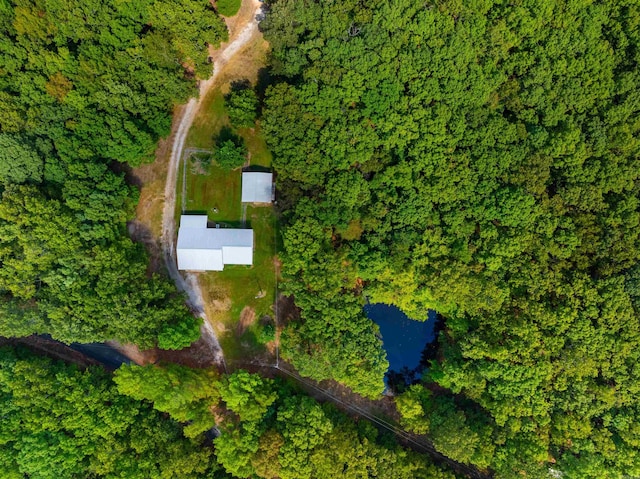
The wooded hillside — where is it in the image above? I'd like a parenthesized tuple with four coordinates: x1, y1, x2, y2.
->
(114, 365, 459, 479)
(0, 347, 226, 478)
(262, 0, 640, 477)
(0, 0, 226, 347)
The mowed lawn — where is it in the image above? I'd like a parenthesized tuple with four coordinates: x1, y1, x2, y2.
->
(179, 83, 277, 360)
(199, 205, 276, 359)
(182, 163, 242, 225)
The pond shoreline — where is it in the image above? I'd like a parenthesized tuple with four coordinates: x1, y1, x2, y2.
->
(364, 303, 441, 389)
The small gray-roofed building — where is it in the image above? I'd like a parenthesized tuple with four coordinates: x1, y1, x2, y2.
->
(241, 172, 273, 203)
(177, 215, 253, 271)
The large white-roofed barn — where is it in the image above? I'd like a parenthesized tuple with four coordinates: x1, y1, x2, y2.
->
(176, 215, 253, 271)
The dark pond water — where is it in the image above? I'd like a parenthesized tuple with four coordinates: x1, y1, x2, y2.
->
(364, 303, 438, 385)
(38, 334, 131, 369)
(69, 342, 131, 369)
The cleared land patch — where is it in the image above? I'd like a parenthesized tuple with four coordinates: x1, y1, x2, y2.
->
(179, 54, 276, 360)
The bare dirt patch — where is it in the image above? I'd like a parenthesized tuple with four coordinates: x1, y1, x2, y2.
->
(277, 294, 300, 329)
(273, 256, 282, 277)
(237, 306, 256, 335)
(214, 33, 269, 89)
(107, 341, 151, 365)
(108, 334, 224, 369)
(210, 297, 232, 312)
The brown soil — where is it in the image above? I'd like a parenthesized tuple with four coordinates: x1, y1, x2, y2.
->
(209, 297, 232, 312)
(273, 256, 282, 277)
(214, 33, 269, 89)
(276, 294, 300, 329)
(237, 306, 256, 335)
(108, 335, 223, 369)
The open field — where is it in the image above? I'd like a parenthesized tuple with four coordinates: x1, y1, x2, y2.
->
(178, 161, 242, 225)
(186, 89, 228, 149)
(199, 204, 277, 360)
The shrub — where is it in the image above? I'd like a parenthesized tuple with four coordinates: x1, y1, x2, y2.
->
(257, 322, 275, 344)
(157, 316, 202, 350)
(214, 139, 247, 170)
(225, 81, 259, 128)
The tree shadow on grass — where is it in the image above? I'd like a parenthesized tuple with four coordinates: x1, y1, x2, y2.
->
(183, 209, 208, 216)
(215, 125, 244, 147)
(242, 165, 271, 173)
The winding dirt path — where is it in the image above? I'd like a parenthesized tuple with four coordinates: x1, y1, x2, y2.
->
(161, 0, 265, 365)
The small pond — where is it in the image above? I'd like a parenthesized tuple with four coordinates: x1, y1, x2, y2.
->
(69, 342, 131, 369)
(39, 334, 132, 369)
(364, 303, 439, 387)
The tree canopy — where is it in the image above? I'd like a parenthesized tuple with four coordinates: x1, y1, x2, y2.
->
(262, 0, 640, 476)
(0, 346, 223, 478)
(0, 0, 226, 347)
(211, 370, 456, 479)
(111, 365, 459, 479)
(114, 363, 220, 438)
(225, 81, 259, 128)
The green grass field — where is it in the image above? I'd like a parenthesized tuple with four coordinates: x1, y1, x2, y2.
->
(239, 124, 272, 167)
(187, 90, 228, 149)
(180, 84, 278, 360)
(216, 0, 241, 17)
(183, 163, 242, 222)
(199, 205, 276, 359)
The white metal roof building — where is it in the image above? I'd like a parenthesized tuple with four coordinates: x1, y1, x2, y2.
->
(177, 215, 253, 271)
(241, 172, 273, 203)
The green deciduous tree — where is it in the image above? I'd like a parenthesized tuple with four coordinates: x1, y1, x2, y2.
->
(262, 0, 640, 476)
(151, 0, 227, 78)
(225, 81, 259, 128)
(218, 369, 277, 422)
(0, 185, 201, 348)
(396, 384, 431, 435)
(0, 134, 42, 184)
(114, 363, 219, 438)
(214, 138, 247, 171)
(0, 346, 220, 478)
(216, 0, 241, 17)
(0, 0, 227, 348)
(213, 371, 456, 479)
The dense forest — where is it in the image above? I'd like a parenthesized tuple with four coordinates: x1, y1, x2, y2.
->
(0, 345, 460, 478)
(114, 365, 458, 479)
(0, 347, 226, 478)
(0, 0, 227, 347)
(261, 0, 640, 477)
(3, 0, 640, 477)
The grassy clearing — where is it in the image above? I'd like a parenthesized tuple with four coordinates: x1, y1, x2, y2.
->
(179, 37, 277, 359)
(187, 90, 228, 149)
(182, 162, 242, 222)
(239, 124, 272, 167)
(199, 205, 276, 359)
(214, 33, 269, 88)
(216, 0, 241, 17)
